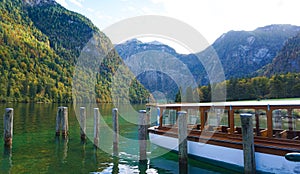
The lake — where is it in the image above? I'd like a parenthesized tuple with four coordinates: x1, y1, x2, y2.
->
(0, 103, 237, 174)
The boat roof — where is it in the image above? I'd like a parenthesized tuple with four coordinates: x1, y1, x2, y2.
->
(147, 99, 300, 109)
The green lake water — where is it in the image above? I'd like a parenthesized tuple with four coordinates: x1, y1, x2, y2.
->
(0, 103, 236, 174)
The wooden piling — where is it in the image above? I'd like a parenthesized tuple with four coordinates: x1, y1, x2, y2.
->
(80, 107, 86, 141)
(178, 111, 188, 174)
(240, 113, 256, 174)
(56, 107, 68, 137)
(112, 108, 119, 156)
(94, 108, 100, 147)
(3, 108, 13, 147)
(146, 106, 151, 128)
(138, 110, 147, 161)
(61, 107, 68, 137)
(157, 107, 160, 126)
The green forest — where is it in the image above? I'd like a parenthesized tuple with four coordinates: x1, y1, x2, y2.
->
(178, 73, 300, 102)
(0, 0, 149, 103)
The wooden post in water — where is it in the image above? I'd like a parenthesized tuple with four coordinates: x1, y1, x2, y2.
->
(94, 108, 100, 147)
(56, 107, 68, 137)
(61, 107, 68, 137)
(55, 108, 61, 136)
(138, 110, 147, 161)
(240, 113, 256, 174)
(146, 106, 151, 128)
(3, 108, 13, 147)
(80, 107, 86, 141)
(112, 108, 119, 156)
(178, 111, 188, 174)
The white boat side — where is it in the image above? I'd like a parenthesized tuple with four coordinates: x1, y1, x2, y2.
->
(149, 129, 300, 174)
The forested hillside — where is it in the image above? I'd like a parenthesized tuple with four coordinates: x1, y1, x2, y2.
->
(0, 0, 149, 103)
(193, 73, 300, 102)
(257, 33, 300, 76)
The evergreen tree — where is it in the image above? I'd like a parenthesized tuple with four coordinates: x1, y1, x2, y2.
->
(175, 87, 182, 102)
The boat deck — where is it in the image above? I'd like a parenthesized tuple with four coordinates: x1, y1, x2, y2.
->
(149, 126, 300, 156)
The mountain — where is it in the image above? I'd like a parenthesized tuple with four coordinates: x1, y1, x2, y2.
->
(115, 25, 300, 101)
(207, 24, 300, 79)
(257, 32, 300, 76)
(0, 0, 149, 103)
(115, 39, 178, 60)
(115, 39, 202, 101)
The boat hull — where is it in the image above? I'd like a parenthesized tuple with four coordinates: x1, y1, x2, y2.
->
(149, 131, 300, 173)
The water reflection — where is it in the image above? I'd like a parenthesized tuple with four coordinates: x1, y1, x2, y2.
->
(0, 103, 236, 173)
(54, 136, 69, 164)
(1, 147, 12, 173)
(112, 156, 119, 174)
(138, 159, 148, 174)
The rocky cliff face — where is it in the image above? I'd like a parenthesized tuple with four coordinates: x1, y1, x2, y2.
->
(211, 24, 300, 78)
(23, 0, 56, 6)
(257, 33, 300, 76)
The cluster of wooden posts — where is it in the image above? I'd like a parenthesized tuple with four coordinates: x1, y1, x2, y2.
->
(55, 106, 151, 162)
(0, 106, 265, 173)
(2, 106, 150, 163)
(2, 106, 260, 173)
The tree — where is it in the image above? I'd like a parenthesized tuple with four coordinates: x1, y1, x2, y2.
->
(185, 86, 194, 102)
(175, 87, 182, 103)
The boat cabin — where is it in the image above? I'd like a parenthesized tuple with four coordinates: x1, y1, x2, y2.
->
(149, 100, 300, 140)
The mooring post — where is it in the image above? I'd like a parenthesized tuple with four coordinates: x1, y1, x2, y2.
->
(56, 107, 68, 137)
(138, 110, 147, 161)
(112, 108, 119, 157)
(146, 106, 151, 128)
(240, 113, 256, 174)
(178, 111, 188, 174)
(80, 107, 86, 142)
(157, 107, 160, 126)
(61, 107, 68, 138)
(4, 108, 13, 147)
(56, 107, 61, 136)
(94, 108, 100, 147)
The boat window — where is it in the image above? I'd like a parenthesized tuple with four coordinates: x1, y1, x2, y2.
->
(234, 109, 256, 128)
(205, 108, 226, 132)
(272, 109, 300, 140)
(254, 109, 267, 136)
(162, 109, 177, 127)
(187, 109, 200, 130)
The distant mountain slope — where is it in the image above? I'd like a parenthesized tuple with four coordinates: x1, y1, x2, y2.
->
(0, 0, 149, 103)
(115, 39, 202, 101)
(257, 32, 300, 76)
(115, 25, 300, 101)
(210, 24, 300, 78)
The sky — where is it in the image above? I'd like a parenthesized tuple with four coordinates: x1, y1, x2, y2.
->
(55, 0, 300, 53)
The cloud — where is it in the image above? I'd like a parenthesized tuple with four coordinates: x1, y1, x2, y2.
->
(68, 0, 84, 8)
(155, 0, 300, 43)
(56, 0, 68, 7)
(87, 8, 95, 12)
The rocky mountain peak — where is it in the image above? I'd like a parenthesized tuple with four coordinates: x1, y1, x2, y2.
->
(23, 0, 56, 6)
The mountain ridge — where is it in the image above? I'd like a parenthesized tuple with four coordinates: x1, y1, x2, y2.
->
(115, 25, 300, 101)
(0, 0, 149, 103)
